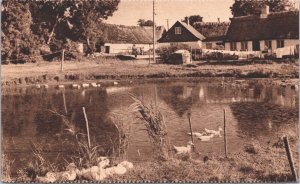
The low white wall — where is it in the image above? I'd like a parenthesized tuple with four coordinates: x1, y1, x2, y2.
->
(104, 43, 152, 54)
(158, 41, 202, 49)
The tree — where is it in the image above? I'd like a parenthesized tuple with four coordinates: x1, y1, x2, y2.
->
(230, 0, 296, 17)
(30, 0, 120, 50)
(182, 15, 203, 25)
(1, 1, 41, 63)
(137, 19, 154, 26)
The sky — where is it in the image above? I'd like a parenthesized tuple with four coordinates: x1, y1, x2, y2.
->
(104, 0, 299, 28)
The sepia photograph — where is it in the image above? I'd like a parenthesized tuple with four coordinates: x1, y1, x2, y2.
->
(1, 0, 299, 183)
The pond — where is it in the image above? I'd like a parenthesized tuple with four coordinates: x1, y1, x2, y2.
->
(2, 78, 299, 173)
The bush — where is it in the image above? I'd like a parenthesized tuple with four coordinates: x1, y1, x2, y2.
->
(156, 44, 190, 62)
(263, 53, 276, 60)
(199, 52, 239, 60)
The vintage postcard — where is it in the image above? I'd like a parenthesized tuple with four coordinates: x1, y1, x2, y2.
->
(1, 0, 299, 183)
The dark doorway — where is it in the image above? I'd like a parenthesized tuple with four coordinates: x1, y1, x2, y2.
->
(252, 40, 260, 51)
(105, 46, 110, 53)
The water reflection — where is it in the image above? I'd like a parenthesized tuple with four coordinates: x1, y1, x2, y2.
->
(2, 80, 298, 170)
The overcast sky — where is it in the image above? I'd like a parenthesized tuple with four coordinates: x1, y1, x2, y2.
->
(104, 0, 299, 28)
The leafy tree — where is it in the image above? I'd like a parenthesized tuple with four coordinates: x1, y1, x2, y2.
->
(137, 19, 154, 26)
(230, 0, 296, 17)
(1, 1, 41, 64)
(30, 0, 120, 52)
(182, 15, 203, 25)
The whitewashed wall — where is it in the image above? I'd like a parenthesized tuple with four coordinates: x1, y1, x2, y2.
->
(104, 43, 152, 54)
(225, 39, 299, 52)
(157, 41, 202, 49)
(202, 41, 223, 49)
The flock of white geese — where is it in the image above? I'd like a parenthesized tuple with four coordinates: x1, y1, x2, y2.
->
(36, 127, 222, 181)
(173, 127, 223, 154)
(36, 157, 133, 182)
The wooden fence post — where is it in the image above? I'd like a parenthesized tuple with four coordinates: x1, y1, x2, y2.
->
(283, 136, 297, 181)
(62, 92, 68, 115)
(223, 109, 228, 158)
(82, 107, 91, 149)
(187, 112, 194, 150)
(61, 49, 65, 71)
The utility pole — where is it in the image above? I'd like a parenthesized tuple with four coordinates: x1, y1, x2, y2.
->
(166, 19, 170, 31)
(153, 0, 156, 64)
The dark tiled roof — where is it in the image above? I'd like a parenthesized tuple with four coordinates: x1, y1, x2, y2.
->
(99, 23, 165, 44)
(225, 11, 299, 42)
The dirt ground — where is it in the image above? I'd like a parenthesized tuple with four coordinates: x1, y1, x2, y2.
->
(2, 58, 299, 88)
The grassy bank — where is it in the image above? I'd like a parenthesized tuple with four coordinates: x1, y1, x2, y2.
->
(2, 57, 299, 88)
(3, 138, 298, 182)
(110, 142, 296, 182)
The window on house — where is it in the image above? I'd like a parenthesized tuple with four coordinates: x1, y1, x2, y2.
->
(206, 43, 212, 49)
(230, 42, 237, 51)
(175, 27, 181, 35)
(264, 40, 272, 50)
(241, 41, 248, 51)
(277, 40, 284, 48)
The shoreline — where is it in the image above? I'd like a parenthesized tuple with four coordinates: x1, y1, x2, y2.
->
(2, 59, 299, 88)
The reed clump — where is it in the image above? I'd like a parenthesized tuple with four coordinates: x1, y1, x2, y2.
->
(130, 95, 169, 160)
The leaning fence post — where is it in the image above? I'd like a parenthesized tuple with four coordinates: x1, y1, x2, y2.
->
(82, 107, 91, 149)
(61, 49, 65, 71)
(223, 109, 228, 158)
(283, 136, 297, 181)
(187, 112, 194, 150)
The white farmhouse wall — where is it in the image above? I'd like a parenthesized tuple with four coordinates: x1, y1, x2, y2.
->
(259, 41, 265, 51)
(271, 40, 277, 50)
(284, 39, 299, 47)
(203, 41, 223, 49)
(159, 41, 202, 49)
(236, 42, 241, 51)
(104, 43, 152, 54)
(225, 42, 230, 50)
(247, 41, 253, 51)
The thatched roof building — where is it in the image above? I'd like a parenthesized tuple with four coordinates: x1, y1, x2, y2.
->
(98, 23, 165, 44)
(225, 11, 299, 42)
(193, 22, 230, 42)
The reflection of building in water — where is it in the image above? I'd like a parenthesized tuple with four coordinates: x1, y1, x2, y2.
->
(181, 86, 193, 99)
(199, 87, 204, 100)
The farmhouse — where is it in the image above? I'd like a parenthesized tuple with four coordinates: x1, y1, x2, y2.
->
(193, 21, 230, 49)
(157, 21, 205, 49)
(95, 23, 165, 54)
(224, 6, 299, 55)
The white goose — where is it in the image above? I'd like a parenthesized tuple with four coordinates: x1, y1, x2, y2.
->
(197, 134, 214, 141)
(91, 83, 97, 87)
(36, 172, 56, 183)
(173, 141, 194, 154)
(204, 127, 223, 137)
(59, 163, 77, 181)
(187, 132, 204, 137)
(77, 156, 110, 181)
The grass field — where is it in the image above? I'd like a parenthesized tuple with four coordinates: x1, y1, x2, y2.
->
(2, 57, 299, 87)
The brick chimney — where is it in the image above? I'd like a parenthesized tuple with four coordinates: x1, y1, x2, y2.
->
(217, 18, 220, 22)
(260, 5, 269, 18)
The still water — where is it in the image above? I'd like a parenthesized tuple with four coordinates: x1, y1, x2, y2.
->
(2, 79, 299, 171)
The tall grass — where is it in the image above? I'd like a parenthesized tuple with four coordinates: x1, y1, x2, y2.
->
(1, 154, 14, 182)
(110, 109, 133, 161)
(130, 95, 169, 160)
